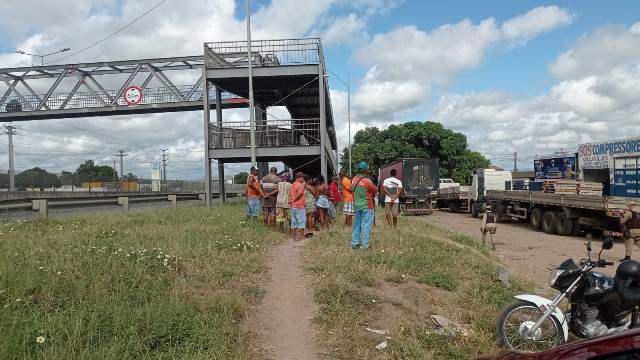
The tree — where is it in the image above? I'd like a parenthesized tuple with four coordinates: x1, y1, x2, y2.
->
(59, 171, 77, 186)
(15, 167, 61, 190)
(76, 160, 117, 183)
(340, 121, 489, 184)
(123, 172, 138, 181)
(233, 172, 249, 184)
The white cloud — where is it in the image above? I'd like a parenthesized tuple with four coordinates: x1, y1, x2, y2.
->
(500, 5, 574, 45)
(550, 23, 640, 80)
(321, 13, 369, 45)
(352, 5, 572, 120)
(432, 24, 640, 168)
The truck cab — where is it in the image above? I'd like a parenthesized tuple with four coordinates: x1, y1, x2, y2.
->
(470, 168, 513, 217)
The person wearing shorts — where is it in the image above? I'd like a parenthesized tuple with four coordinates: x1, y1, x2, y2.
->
(341, 171, 354, 227)
(245, 166, 264, 219)
(276, 178, 292, 232)
(382, 168, 403, 229)
(304, 177, 317, 233)
(261, 167, 280, 228)
(289, 172, 307, 241)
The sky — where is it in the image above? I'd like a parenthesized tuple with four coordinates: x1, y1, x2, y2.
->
(1, 0, 640, 179)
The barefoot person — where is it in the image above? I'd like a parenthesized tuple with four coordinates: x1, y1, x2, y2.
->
(275, 175, 292, 233)
(261, 167, 281, 228)
(340, 171, 354, 227)
(289, 172, 306, 241)
(328, 176, 341, 221)
(351, 162, 377, 250)
(316, 175, 330, 227)
(382, 169, 403, 229)
(304, 176, 317, 235)
(245, 166, 264, 219)
(481, 205, 498, 250)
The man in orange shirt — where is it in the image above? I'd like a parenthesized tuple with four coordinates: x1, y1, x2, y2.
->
(245, 166, 264, 219)
(351, 162, 378, 250)
(289, 172, 307, 241)
(340, 170, 354, 227)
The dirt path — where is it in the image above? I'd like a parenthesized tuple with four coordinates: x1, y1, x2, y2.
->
(416, 212, 627, 290)
(254, 240, 318, 360)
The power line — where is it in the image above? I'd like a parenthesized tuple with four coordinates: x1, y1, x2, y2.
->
(47, 0, 170, 64)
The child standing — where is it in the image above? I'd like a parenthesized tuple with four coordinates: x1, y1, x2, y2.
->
(289, 172, 307, 241)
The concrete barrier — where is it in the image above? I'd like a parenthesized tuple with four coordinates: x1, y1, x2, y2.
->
(117, 197, 129, 212)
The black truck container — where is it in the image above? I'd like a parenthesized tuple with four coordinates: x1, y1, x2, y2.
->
(378, 158, 440, 214)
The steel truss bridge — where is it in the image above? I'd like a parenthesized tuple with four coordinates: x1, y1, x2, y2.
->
(0, 38, 338, 206)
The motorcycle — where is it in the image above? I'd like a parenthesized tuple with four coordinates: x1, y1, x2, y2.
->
(496, 232, 640, 352)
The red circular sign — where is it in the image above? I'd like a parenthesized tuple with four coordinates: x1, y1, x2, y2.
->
(123, 85, 143, 105)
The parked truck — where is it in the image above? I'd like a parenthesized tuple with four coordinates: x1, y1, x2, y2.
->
(435, 168, 512, 216)
(378, 158, 439, 214)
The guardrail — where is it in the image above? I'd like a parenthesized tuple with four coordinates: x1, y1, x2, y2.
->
(210, 118, 320, 148)
(0, 190, 244, 219)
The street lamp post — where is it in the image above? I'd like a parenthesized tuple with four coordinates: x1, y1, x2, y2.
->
(14, 48, 71, 66)
(325, 70, 352, 177)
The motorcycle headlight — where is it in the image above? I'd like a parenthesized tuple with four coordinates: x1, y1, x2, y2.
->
(549, 269, 565, 287)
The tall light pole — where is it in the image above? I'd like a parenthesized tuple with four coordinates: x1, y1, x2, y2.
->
(246, 0, 257, 166)
(325, 70, 352, 177)
(14, 48, 70, 66)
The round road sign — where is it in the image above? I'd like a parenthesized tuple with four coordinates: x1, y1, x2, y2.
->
(124, 86, 143, 105)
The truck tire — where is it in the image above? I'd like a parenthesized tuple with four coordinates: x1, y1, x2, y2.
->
(471, 202, 479, 218)
(530, 208, 543, 230)
(542, 211, 558, 235)
(556, 212, 575, 236)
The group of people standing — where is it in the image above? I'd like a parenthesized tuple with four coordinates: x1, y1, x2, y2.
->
(244, 161, 404, 250)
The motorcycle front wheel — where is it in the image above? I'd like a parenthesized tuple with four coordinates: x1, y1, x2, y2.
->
(497, 300, 565, 352)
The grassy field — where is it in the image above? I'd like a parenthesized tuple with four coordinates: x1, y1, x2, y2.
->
(0, 204, 281, 359)
(305, 215, 532, 360)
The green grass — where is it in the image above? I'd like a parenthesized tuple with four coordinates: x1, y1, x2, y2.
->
(305, 215, 532, 360)
(0, 204, 280, 359)
(417, 271, 458, 291)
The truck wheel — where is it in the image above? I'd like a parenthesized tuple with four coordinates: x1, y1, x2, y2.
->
(556, 212, 575, 236)
(542, 211, 558, 235)
(530, 208, 543, 230)
(471, 203, 479, 218)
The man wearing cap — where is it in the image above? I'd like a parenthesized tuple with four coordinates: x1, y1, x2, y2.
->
(245, 166, 264, 219)
(351, 162, 378, 249)
(620, 201, 640, 262)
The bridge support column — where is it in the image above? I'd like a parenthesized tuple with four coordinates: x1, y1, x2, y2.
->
(218, 162, 226, 203)
(319, 61, 327, 180)
(118, 197, 129, 212)
(203, 73, 212, 208)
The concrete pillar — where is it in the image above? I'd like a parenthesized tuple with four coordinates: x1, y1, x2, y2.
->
(168, 194, 177, 208)
(319, 62, 327, 180)
(38, 199, 48, 219)
(118, 197, 129, 212)
(203, 71, 212, 208)
(218, 162, 226, 203)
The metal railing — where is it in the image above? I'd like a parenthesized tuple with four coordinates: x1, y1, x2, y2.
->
(1, 84, 245, 113)
(205, 38, 321, 68)
(209, 118, 320, 149)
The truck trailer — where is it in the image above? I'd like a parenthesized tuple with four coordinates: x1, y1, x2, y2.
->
(378, 158, 439, 214)
(435, 168, 512, 216)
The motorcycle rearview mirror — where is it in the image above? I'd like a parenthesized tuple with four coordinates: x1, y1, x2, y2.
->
(602, 236, 614, 250)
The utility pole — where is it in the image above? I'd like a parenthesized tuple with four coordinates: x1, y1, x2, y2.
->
(246, 0, 257, 166)
(113, 160, 117, 182)
(115, 150, 128, 181)
(161, 149, 168, 191)
(2, 124, 18, 191)
(513, 152, 518, 172)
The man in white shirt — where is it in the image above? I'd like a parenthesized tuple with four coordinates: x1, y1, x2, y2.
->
(382, 169, 403, 229)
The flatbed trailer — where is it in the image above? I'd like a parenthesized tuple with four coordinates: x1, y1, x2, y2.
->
(485, 190, 629, 236)
(436, 186, 471, 212)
